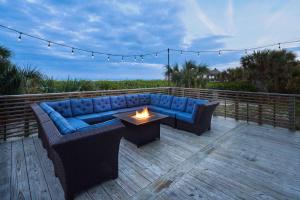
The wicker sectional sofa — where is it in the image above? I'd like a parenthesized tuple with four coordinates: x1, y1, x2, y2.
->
(31, 93, 218, 199)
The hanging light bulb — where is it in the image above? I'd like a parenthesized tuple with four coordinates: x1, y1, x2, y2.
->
(278, 43, 281, 49)
(141, 55, 144, 63)
(71, 48, 74, 54)
(197, 52, 200, 56)
(180, 50, 183, 54)
(134, 56, 137, 62)
(121, 56, 124, 62)
(107, 55, 110, 62)
(245, 49, 248, 55)
(18, 32, 22, 41)
(155, 52, 158, 57)
(48, 41, 51, 48)
(92, 52, 94, 59)
(218, 50, 221, 56)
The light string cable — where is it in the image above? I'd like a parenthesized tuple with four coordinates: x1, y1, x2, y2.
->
(0, 24, 167, 60)
(1, 24, 300, 58)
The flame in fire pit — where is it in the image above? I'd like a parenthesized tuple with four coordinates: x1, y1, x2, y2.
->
(134, 107, 150, 120)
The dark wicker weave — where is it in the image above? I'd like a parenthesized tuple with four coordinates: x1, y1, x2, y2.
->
(31, 103, 125, 200)
(177, 102, 219, 135)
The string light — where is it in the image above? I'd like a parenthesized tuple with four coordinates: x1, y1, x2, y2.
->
(141, 55, 144, 62)
(1, 24, 300, 60)
(107, 55, 110, 62)
(18, 32, 22, 41)
(121, 56, 124, 62)
(91, 52, 94, 59)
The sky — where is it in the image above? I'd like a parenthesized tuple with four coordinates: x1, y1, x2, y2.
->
(1, 0, 300, 80)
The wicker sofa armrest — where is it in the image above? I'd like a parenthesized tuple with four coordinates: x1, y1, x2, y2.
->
(195, 101, 219, 125)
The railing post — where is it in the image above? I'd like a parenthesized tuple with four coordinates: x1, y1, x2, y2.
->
(246, 102, 249, 123)
(258, 104, 263, 125)
(288, 96, 296, 131)
(273, 100, 276, 127)
(224, 99, 227, 118)
(234, 94, 239, 121)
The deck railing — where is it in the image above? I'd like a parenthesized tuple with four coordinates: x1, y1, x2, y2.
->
(0, 87, 298, 140)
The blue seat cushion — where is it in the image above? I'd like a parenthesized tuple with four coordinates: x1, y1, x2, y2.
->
(110, 95, 127, 110)
(125, 94, 140, 107)
(76, 110, 118, 124)
(148, 105, 176, 118)
(40, 102, 55, 114)
(78, 119, 122, 132)
(49, 111, 76, 135)
(71, 98, 94, 116)
(176, 112, 195, 123)
(150, 94, 161, 106)
(93, 96, 112, 113)
(47, 100, 73, 118)
(138, 94, 150, 105)
(185, 98, 208, 113)
(66, 118, 89, 130)
(159, 95, 173, 109)
(171, 97, 187, 111)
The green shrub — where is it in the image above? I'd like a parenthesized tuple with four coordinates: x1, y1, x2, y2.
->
(206, 81, 257, 92)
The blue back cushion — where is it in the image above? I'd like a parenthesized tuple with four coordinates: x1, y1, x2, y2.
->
(110, 95, 127, 109)
(49, 111, 76, 135)
(138, 94, 150, 105)
(186, 98, 208, 113)
(159, 95, 174, 108)
(70, 98, 93, 116)
(125, 94, 140, 107)
(171, 97, 187, 111)
(93, 97, 112, 112)
(40, 102, 55, 114)
(150, 94, 161, 106)
(47, 100, 73, 118)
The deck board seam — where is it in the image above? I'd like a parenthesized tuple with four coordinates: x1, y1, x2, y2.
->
(32, 137, 53, 200)
(22, 139, 32, 200)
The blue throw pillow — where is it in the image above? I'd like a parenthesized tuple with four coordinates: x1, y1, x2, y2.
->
(47, 100, 73, 118)
(150, 94, 161, 106)
(125, 94, 140, 107)
(70, 98, 94, 116)
(186, 98, 208, 113)
(138, 93, 150, 105)
(49, 111, 76, 135)
(159, 95, 173, 108)
(171, 97, 187, 111)
(110, 95, 127, 109)
(93, 96, 112, 112)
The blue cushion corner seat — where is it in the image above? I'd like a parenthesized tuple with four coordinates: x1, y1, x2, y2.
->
(47, 100, 73, 118)
(66, 118, 89, 130)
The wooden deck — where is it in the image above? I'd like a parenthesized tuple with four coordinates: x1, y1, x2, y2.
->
(1, 116, 300, 200)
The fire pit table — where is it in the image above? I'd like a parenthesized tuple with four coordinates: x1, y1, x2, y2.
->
(113, 108, 168, 147)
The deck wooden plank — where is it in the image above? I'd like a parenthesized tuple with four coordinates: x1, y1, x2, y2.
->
(10, 140, 31, 200)
(0, 142, 11, 200)
(3, 117, 300, 200)
(33, 137, 65, 200)
(23, 137, 51, 200)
